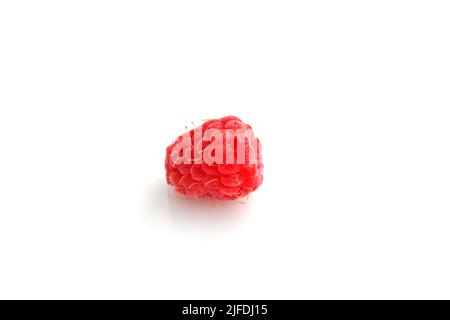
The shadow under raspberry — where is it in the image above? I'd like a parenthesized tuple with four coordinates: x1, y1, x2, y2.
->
(144, 179, 251, 232)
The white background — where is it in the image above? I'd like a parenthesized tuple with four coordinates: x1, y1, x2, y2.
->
(1, 1, 449, 299)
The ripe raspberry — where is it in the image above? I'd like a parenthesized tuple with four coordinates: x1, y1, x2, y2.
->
(165, 116, 263, 200)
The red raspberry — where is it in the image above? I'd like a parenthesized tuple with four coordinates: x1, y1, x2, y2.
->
(165, 116, 263, 200)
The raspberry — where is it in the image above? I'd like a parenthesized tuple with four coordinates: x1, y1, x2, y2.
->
(165, 116, 263, 200)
